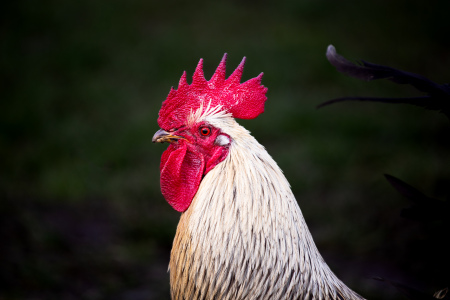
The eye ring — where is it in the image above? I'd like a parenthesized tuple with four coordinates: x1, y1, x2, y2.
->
(200, 126, 211, 136)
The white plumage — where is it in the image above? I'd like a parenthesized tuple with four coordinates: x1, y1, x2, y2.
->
(168, 108, 365, 300)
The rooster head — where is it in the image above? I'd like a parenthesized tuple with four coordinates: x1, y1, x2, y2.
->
(153, 54, 267, 212)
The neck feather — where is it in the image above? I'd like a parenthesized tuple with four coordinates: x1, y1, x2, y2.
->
(169, 120, 364, 300)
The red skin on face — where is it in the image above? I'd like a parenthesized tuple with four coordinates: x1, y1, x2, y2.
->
(156, 55, 267, 212)
(159, 124, 230, 212)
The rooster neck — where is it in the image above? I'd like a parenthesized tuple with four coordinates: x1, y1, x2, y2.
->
(169, 123, 364, 300)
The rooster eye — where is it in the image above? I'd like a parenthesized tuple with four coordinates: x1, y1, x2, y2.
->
(200, 127, 211, 136)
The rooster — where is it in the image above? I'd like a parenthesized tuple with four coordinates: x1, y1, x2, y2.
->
(152, 54, 364, 300)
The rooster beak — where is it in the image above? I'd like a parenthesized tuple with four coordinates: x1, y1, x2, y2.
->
(152, 129, 187, 143)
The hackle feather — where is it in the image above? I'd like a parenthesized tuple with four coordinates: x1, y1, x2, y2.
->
(169, 109, 364, 300)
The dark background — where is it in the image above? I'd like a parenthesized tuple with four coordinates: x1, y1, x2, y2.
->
(1, 0, 449, 299)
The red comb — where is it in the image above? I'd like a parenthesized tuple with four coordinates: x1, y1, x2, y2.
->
(157, 54, 268, 130)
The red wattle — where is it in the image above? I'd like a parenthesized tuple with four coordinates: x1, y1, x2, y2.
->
(160, 144, 205, 212)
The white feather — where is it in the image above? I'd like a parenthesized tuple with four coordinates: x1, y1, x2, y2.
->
(169, 108, 365, 300)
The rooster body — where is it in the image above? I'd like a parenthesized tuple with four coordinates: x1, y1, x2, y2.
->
(153, 55, 364, 300)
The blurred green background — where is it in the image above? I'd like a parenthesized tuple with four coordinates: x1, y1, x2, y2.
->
(1, 0, 449, 299)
